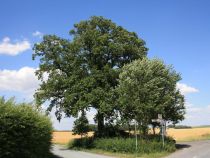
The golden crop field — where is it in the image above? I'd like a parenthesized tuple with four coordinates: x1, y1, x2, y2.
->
(166, 127, 210, 141)
(52, 127, 210, 144)
(52, 131, 93, 144)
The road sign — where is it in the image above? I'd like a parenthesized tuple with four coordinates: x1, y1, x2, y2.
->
(158, 114, 162, 119)
(152, 119, 161, 123)
(152, 114, 165, 148)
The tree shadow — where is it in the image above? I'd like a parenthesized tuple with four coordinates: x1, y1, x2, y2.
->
(50, 153, 64, 158)
(58, 148, 71, 151)
(175, 143, 191, 150)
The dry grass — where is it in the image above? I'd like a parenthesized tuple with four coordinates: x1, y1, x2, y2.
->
(52, 127, 210, 144)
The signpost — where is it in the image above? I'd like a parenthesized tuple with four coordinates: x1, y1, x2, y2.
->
(158, 114, 162, 119)
(152, 114, 166, 148)
(135, 120, 137, 157)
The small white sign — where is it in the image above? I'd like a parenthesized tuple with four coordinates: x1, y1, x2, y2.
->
(158, 114, 162, 119)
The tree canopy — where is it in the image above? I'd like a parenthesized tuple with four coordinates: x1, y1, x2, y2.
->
(117, 58, 185, 134)
(33, 16, 148, 136)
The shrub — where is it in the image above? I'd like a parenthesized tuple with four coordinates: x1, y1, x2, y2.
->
(0, 97, 53, 158)
(88, 124, 97, 131)
(68, 135, 176, 154)
(94, 123, 130, 138)
(72, 111, 90, 137)
(68, 137, 94, 149)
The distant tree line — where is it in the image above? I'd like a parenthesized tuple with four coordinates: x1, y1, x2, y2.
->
(167, 124, 192, 129)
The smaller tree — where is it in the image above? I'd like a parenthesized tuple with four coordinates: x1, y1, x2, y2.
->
(117, 58, 185, 135)
(72, 111, 90, 138)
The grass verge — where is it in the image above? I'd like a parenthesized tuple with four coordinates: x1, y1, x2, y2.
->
(68, 135, 176, 158)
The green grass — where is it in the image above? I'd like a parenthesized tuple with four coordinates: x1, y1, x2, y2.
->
(68, 136, 176, 157)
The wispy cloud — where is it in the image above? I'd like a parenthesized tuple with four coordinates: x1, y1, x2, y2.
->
(32, 31, 43, 38)
(0, 37, 31, 56)
(177, 83, 199, 95)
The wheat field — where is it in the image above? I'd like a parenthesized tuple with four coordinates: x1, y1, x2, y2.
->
(52, 127, 210, 144)
(166, 127, 210, 141)
(52, 131, 94, 144)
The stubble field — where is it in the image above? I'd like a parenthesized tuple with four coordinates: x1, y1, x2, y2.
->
(166, 127, 210, 141)
(52, 127, 210, 144)
(52, 131, 93, 144)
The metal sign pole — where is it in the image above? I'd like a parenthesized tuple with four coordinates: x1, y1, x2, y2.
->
(162, 122, 164, 148)
(152, 114, 165, 149)
(135, 120, 137, 157)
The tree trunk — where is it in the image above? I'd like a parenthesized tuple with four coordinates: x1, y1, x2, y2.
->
(97, 112, 104, 137)
(152, 125, 156, 135)
(141, 123, 148, 137)
(128, 124, 131, 137)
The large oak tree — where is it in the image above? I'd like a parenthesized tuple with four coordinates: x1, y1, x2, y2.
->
(33, 16, 148, 136)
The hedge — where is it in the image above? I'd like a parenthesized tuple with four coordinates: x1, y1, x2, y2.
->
(0, 97, 53, 158)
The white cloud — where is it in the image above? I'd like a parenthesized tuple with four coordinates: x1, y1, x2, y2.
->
(0, 37, 31, 56)
(181, 103, 210, 126)
(32, 31, 43, 38)
(177, 83, 199, 95)
(0, 67, 39, 97)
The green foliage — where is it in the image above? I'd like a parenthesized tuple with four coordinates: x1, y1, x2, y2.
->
(117, 58, 185, 134)
(94, 123, 129, 138)
(88, 124, 97, 131)
(33, 16, 148, 135)
(68, 136, 176, 154)
(72, 111, 90, 137)
(68, 137, 94, 149)
(0, 97, 53, 158)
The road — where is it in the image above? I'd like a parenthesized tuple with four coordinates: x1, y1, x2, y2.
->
(52, 140, 210, 158)
(51, 145, 113, 158)
(165, 140, 210, 158)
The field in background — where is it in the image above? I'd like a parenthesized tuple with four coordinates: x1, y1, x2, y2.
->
(52, 131, 93, 144)
(167, 127, 210, 141)
(52, 127, 210, 144)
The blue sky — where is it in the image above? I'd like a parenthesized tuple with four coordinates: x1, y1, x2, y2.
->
(0, 0, 210, 130)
